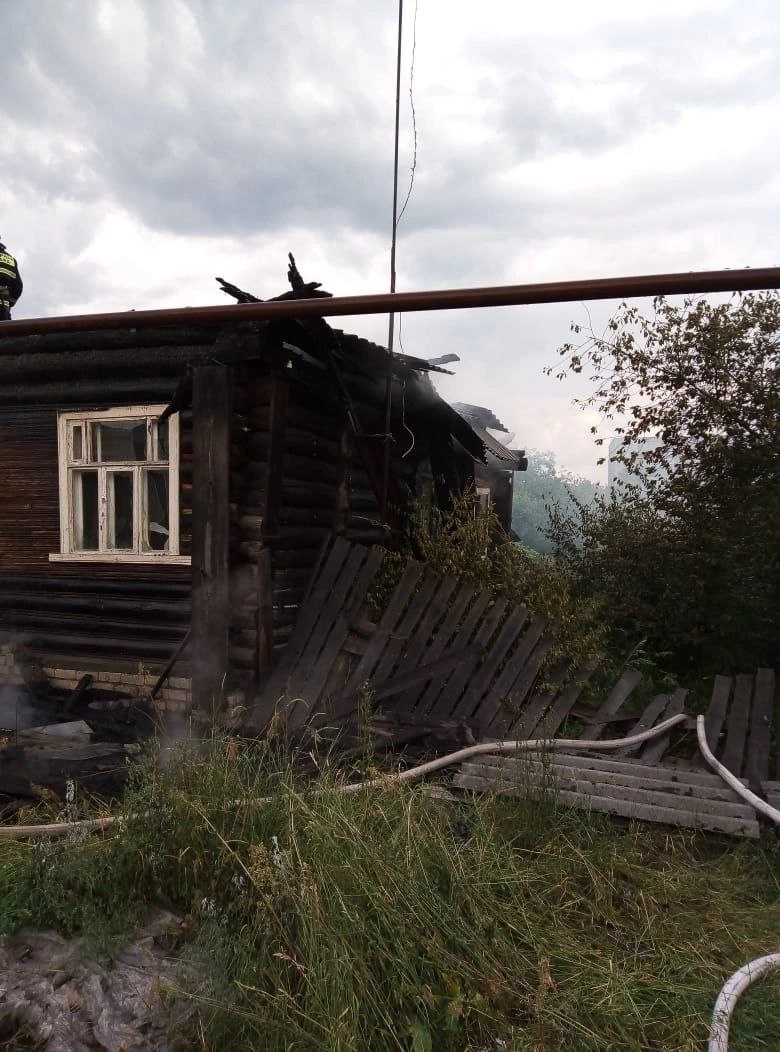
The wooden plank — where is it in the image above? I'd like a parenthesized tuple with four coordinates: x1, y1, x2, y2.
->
(452, 774, 759, 838)
(431, 597, 508, 720)
(329, 643, 484, 720)
(463, 761, 753, 807)
(284, 545, 376, 725)
(744, 668, 775, 785)
(534, 659, 599, 739)
(450, 604, 529, 722)
(720, 673, 753, 776)
(579, 668, 642, 741)
(395, 576, 469, 715)
(250, 537, 352, 725)
(703, 675, 732, 753)
(191, 365, 231, 716)
(618, 694, 670, 757)
(370, 573, 442, 687)
(342, 561, 425, 695)
(293, 545, 386, 724)
(494, 632, 556, 737)
(483, 750, 751, 790)
(417, 590, 491, 717)
(496, 660, 568, 736)
(389, 575, 458, 692)
(640, 687, 687, 764)
(475, 615, 546, 734)
(285, 544, 368, 698)
(300, 533, 334, 605)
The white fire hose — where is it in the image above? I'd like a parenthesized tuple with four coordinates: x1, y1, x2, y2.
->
(2, 711, 778, 1050)
(708, 953, 780, 1052)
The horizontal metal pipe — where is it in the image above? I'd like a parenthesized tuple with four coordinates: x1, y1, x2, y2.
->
(2, 267, 778, 338)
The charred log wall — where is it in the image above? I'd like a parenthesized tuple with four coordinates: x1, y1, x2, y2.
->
(0, 394, 192, 669)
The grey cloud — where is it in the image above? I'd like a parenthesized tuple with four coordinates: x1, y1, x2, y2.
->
(5, 1, 395, 237)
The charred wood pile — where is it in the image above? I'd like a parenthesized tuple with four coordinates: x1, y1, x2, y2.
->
(0, 667, 154, 819)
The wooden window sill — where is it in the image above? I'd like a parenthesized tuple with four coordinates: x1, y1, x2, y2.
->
(49, 553, 191, 565)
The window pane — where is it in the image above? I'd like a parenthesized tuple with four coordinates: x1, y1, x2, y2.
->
(108, 472, 134, 550)
(72, 425, 83, 461)
(73, 471, 99, 551)
(97, 420, 147, 462)
(156, 419, 169, 461)
(145, 470, 169, 551)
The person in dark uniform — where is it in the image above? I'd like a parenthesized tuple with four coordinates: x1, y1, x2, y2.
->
(0, 238, 23, 320)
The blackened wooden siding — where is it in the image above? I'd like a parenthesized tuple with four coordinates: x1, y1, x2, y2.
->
(0, 395, 191, 667)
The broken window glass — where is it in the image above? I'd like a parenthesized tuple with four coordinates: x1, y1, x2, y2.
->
(96, 420, 147, 462)
(145, 470, 169, 551)
(72, 424, 83, 462)
(73, 471, 99, 551)
(156, 419, 169, 461)
(107, 472, 134, 550)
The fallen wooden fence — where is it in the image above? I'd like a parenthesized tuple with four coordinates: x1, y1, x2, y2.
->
(249, 538, 593, 737)
(453, 667, 779, 838)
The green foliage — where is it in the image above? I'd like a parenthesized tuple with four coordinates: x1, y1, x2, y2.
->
(373, 492, 605, 677)
(549, 292, 780, 675)
(1, 739, 778, 1050)
(512, 449, 603, 554)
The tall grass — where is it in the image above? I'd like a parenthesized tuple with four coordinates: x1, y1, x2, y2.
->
(1, 737, 778, 1050)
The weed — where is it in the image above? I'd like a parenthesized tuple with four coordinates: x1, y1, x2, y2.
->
(2, 736, 779, 1049)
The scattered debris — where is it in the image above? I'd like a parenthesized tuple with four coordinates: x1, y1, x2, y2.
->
(0, 910, 193, 1051)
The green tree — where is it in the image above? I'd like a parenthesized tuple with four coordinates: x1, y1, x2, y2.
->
(547, 291, 780, 675)
(512, 450, 602, 554)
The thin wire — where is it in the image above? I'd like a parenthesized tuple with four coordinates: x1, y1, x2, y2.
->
(396, 0, 419, 229)
(381, 0, 405, 523)
(400, 379, 416, 458)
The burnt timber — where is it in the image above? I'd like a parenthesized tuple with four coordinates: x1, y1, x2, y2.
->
(0, 265, 525, 716)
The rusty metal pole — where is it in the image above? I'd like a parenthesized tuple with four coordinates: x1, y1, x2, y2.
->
(1, 268, 779, 338)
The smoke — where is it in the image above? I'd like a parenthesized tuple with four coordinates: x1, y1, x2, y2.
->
(0, 683, 47, 733)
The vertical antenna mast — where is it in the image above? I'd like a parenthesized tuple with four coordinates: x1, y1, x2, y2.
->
(381, 0, 404, 523)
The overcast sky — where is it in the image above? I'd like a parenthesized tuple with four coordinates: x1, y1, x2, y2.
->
(3, 0, 779, 479)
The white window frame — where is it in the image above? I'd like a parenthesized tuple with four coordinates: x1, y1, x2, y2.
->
(50, 405, 190, 565)
(475, 486, 492, 515)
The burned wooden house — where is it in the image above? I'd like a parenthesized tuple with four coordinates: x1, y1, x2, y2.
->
(450, 403, 527, 532)
(0, 263, 525, 717)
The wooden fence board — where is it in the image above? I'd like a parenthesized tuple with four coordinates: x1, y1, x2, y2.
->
(477, 616, 546, 733)
(435, 598, 508, 720)
(579, 668, 642, 741)
(453, 772, 759, 838)
(641, 688, 687, 764)
(501, 661, 568, 741)
(392, 576, 458, 694)
(288, 545, 385, 727)
(256, 536, 352, 712)
(342, 561, 424, 695)
(494, 633, 556, 737)
(745, 668, 774, 784)
(721, 674, 753, 776)
(466, 757, 752, 808)
(618, 694, 670, 757)
(450, 605, 529, 721)
(370, 574, 441, 687)
(285, 544, 368, 701)
(703, 675, 732, 753)
(534, 660, 599, 739)
(395, 580, 473, 712)
(418, 591, 492, 717)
